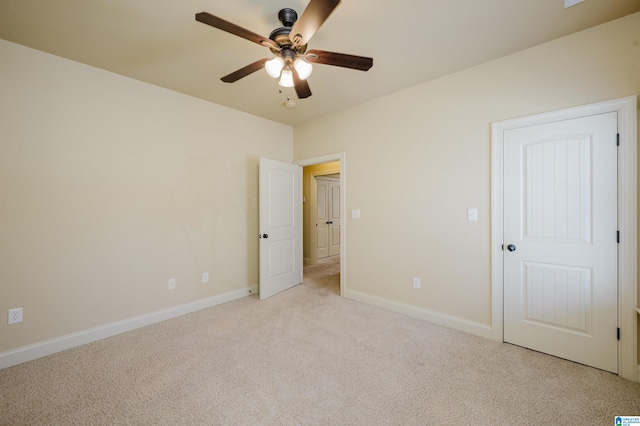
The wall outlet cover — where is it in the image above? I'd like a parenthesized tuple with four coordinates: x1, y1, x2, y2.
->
(8, 307, 23, 324)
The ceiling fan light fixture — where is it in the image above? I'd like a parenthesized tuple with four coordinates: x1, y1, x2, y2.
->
(196, 2, 374, 100)
(265, 56, 285, 78)
(293, 58, 313, 80)
(279, 67, 294, 87)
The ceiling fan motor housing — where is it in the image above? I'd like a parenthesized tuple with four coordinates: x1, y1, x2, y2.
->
(269, 9, 307, 55)
(278, 8, 298, 27)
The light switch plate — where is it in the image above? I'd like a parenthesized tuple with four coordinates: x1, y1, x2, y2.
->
(468, 208, 478, 222)
(412, 277, 421, 289)
(352, 209, 361, 219)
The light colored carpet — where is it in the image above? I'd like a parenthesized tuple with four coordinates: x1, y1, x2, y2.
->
(302, 255, 341, 295)
(1, 255, 639, 425)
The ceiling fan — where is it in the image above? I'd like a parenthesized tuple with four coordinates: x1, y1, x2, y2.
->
(195, 0, 373, 99)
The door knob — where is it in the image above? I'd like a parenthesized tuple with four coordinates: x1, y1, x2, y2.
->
(507, 244, 516, 252)
(259, 233, 269, 239)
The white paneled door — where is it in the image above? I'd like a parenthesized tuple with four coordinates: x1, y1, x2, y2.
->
(315, 176, 341, 260)
(328, 179, 341, 257)
(259, 158, 302, 300)
(503, 112, 618, 373)
(315, 178, 329, 259)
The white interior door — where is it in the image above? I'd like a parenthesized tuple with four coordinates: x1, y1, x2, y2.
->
(315, 178, 329, 259)
(328, 179, 341, 256)
(503, 112, 618, 373)
(315, 177, 341, 259)
(259, 158, 302, 300)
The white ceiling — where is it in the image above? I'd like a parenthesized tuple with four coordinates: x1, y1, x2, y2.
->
(1, 0, 639, 126)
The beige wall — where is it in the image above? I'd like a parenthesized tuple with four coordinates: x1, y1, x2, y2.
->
(302, 161, 340, 262)
(293, 13, 640, 329)
(2, 12, 639, 363)
(0, 41, 292, 353)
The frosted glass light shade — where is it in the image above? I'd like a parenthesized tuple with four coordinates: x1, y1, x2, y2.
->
(279, 69, 294, 87)
(294, 59, 313, 80)
(265, 57, 284, 78)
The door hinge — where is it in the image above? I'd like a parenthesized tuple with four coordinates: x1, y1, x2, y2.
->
(617, 327, 620, 341)
(501, 244, 504, 251)
(616, 133, 620, 146)
(617, 231, 620, 243)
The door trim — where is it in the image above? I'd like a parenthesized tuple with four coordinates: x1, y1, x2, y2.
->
(491, 96, 637, 381)
(296, 153, 346, 296)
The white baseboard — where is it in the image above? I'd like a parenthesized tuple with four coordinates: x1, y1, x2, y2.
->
(0, 286, 258, 370)
(343, 289, 492, 339)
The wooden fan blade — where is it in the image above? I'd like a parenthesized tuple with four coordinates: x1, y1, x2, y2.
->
(306, 49, 373, 71)
(289, 0, 341, 48)
(196, 12, 278, 49)
(221, 59, 269, 83)
(293, 69, 312, 99)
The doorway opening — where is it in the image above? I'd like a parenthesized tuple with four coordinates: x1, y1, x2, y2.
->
(296, 153, 346, 296)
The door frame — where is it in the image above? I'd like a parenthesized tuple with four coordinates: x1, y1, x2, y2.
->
(491, 96, 637, 381)
(296, 153, 346, 296)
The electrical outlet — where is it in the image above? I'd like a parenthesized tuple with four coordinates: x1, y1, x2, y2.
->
(168, 278, 176, 290)
(413, 277, 421, 289)
(202, 272, 209, 283)
(8, 307, 23, 324)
